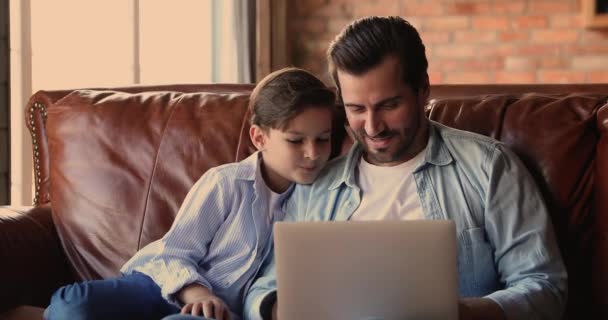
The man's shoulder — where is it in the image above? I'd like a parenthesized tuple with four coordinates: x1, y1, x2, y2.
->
(431, 122, 519, 170)
(434, 122, 501, 149)
(433, 122, 505, 158)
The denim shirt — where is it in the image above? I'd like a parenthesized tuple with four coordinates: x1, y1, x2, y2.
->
(244, 121, 567, 320)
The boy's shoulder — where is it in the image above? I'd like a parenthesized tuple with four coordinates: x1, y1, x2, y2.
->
(200, 159, 257, 184)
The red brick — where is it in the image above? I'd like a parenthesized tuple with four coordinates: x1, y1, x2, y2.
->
(436, 57, 503, 72)
(295, 1, 353, 18)
(428, 70, 443, 84)
(454, 31, 497, 43)
(403, 1, 443, 16)
(562, 43, 608, 55)
(424, 17, 470, 30)
(290, 19, 327, 35)
(328, 18, 352, 34)
(531, 30, 578, 43)
(515, 44, 561, 56)
(587, 71, 608, 82)
(550, 15, 582, 28)
(499, 31, 530, 42)
(512, 16, 548, 29)
(433, 45, 477, 58)
(579, 30, 608, 43)
(445, 2, 492, 15)
(493, 1, 526, 14)
(444, 72, 493, 84)
(572, 56, 608, 70)
(539, 71, 586, 83)
(495, 71, 536, 84)
(292, 0, 326, 16)
(504, 57, 537, 71)
(539, 57, 570, 69)
(529, 1, 574, 14)
(477, 43, 518, 57)
(419, 31, 451, 44)
(352, 0, 401, 18)
(403, 17, 423, 31)
(472, 17, 510, 30)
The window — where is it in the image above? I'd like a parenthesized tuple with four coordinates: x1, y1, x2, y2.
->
(9, 0, 252, 205)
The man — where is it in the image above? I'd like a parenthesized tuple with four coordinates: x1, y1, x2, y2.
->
(244, 16, 567, 320)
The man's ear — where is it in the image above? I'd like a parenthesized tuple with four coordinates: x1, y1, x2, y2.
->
(417, 74, 430, 107)
(250, 125, 267, 151)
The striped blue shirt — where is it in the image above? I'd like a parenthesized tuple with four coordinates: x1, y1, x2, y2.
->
(121, 152, 292, 319)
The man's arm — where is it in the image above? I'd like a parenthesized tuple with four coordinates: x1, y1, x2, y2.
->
(243, 249, 278, 320)
(459, 298, 506, 320)
(244, 181, 315, 320)
(482, 145, 567, 319)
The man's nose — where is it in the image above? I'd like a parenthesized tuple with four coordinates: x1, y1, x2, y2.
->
(364, 112, 384, 137)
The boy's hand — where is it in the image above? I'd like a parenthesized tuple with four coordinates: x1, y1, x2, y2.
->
(181, 296, 231, 320)
(178, 283, 232, 320)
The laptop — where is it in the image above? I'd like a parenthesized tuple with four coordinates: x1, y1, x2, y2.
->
(273, 220, 458, 320)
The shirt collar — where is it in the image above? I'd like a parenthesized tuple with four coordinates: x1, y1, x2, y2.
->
(327, 121, 453, 190)
(235, 151, 260, 181)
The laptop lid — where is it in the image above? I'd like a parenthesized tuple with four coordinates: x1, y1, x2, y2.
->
(274, 220, 458, 320)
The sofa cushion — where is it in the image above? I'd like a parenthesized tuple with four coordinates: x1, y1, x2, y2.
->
(427, 92, 606, 318)
(47, 90, 251, 280)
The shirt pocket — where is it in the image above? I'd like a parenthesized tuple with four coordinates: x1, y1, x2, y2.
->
(458, 227, 499, 296)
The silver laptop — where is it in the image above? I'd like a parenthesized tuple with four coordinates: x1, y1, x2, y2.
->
(274, 220, 458, 320)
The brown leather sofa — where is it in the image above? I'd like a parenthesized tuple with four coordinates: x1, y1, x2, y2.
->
(0, 84, 606, 320)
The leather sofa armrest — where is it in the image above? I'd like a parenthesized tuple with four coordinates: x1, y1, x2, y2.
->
(0, 206, 75, 312)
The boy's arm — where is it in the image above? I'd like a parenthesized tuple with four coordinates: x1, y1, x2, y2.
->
(123, 169, 229, 304)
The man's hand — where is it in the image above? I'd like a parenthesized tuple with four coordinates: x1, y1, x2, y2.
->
(178, 283, 232, 320)
(458, 297, 506, 320)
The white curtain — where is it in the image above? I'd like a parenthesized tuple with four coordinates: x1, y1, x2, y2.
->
(212, 0, 255, 84)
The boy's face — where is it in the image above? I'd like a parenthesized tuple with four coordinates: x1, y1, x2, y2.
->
(250, 106, 333, 193)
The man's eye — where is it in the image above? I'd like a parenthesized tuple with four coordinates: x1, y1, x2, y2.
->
(382, 102, 398, 110)
(346, 106, 364, 113)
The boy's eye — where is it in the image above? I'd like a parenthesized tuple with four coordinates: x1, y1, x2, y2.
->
(287, 139, 303, 144)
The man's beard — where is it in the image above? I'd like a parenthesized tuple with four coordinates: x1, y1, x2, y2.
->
(353, 119, 421, 165)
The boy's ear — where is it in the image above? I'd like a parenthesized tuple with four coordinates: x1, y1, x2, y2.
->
(249, 125, 267, 151)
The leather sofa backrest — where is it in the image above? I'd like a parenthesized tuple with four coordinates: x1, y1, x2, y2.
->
(27, 84, 608, 319)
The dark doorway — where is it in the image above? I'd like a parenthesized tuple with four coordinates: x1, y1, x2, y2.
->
(0, 0, 9, 204)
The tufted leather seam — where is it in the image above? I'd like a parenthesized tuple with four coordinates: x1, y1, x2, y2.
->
(136, 95, 180, 250)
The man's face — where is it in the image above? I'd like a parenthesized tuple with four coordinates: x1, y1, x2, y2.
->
(337, 55, 429, 166)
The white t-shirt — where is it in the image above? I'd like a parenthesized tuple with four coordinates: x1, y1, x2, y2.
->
(351, 148, 426, 221)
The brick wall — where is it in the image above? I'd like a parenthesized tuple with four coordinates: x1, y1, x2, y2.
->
(287, 0, 608, 84)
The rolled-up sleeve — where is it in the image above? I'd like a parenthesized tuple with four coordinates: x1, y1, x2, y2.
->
(484, 145, 568, 320)
(123, 168, 230, 304)
(243, 253, 277, 320)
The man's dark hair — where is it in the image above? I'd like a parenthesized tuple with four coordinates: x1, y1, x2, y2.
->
(327, 16, 429, 97)
(249, 67, 336, 131)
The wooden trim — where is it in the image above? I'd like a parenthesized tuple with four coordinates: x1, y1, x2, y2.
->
(582, 0, 608, 28)
(256, 0, 287, 82)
